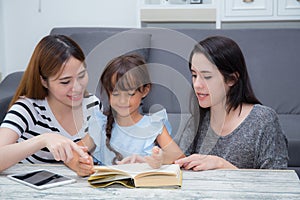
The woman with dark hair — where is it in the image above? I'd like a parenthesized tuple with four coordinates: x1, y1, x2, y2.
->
(0, 35, 99, 176)
(175, 36, 288, 170)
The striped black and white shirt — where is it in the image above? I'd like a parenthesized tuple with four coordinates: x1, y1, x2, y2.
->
(0, 94, 100, 164)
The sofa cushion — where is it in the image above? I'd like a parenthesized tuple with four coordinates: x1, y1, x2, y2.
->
(70, 31, 115, 56)
(70, 30, 152, 111)
(69, 30, 151, 62)
(0, 71, 24, 122)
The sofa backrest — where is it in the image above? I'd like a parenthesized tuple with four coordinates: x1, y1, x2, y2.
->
(50, 27, 300, 138)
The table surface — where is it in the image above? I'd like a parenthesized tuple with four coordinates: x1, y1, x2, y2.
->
(1, 164, 300, 199)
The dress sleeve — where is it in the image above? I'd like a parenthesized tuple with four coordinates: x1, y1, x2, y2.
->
(88, 109, 107, 149)
(256, 109, 289, 169)
(149, 109, 172, 136)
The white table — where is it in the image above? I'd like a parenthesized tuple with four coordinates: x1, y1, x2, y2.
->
(1, 164, 299, 199)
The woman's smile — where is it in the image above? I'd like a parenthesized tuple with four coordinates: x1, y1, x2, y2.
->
(67, 93, 83, 101)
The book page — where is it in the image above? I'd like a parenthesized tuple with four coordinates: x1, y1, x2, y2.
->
(100, 163, 180, 178)
(92, 166, 130, 177)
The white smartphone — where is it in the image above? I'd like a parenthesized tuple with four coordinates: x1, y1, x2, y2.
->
(7, 169, 76, 190)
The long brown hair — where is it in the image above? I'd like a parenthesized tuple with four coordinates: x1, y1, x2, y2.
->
(100, 54, 151, 164)
(9, 35, 86, 108)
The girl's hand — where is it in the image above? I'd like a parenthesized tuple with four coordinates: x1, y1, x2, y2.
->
(145, 146, 163, 169)
(65, 146, 94, 177)
(76, 146, 94, 176)
(116, 154, 146, 165)
(175, 154, 237, 171)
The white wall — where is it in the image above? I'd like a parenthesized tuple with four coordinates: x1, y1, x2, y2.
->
(1, 0, 139, 78)
(0, 0, 4, 81)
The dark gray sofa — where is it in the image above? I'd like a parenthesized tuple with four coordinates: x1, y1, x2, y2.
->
(0, 71, 23, 122)
(1, 27, 299, 177)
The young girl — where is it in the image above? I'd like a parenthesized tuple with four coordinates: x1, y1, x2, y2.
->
(175, 36, 288, 170)
(0, 35, 98, 176)
(87, 54, 184, 168)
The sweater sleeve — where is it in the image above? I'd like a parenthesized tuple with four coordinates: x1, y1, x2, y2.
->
(256, 109, 288, 169)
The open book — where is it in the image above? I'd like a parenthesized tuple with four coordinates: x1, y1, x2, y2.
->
(88, 163, 182, 188)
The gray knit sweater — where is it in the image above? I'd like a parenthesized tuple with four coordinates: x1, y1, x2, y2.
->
(186, 104, 288, 169)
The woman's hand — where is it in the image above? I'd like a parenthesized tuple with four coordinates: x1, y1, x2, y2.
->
(145, 146, 163, 169)
(42, 133, 87, 163)
(42, 134, 94, 176)
(116, 154, 146, 165)
(175, 154, 237, 171)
